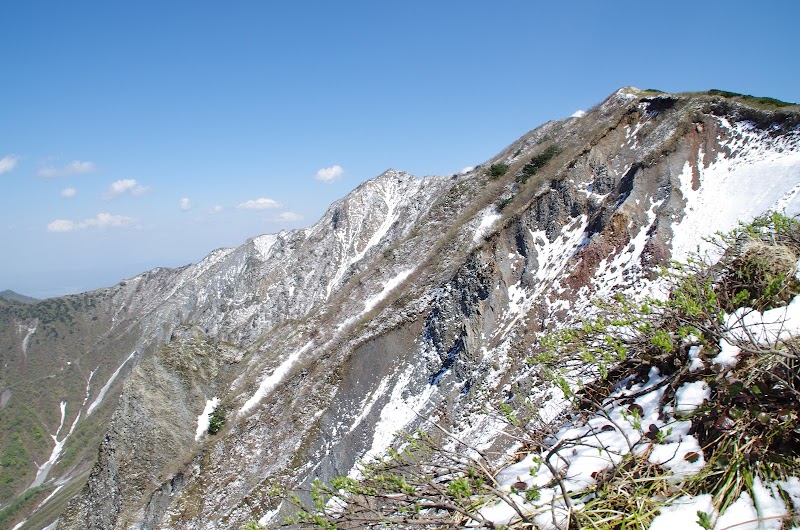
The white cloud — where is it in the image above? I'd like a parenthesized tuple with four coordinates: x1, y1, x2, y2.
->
(81, 212, 135, 228)
(47, 212, 136, 233)
(570, 110, 586, 118)
(315, 164, 344, 183)
(237, 197, 281, 210)
(38, 160, 97, 178)
(179, 197, 192, 211)
(277, 211, 303, 222)
(102, 179, 150, 199)
(0, 155, 19, 175)
(461, 166, 475, 174)
(61, 187, 77, 198)
(209, 205, 224, 214)
(47, 219, 76, 232)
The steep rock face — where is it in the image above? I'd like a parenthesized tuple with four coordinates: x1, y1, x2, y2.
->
(4, 88, 799, 530)
(59, 326, 244, 528)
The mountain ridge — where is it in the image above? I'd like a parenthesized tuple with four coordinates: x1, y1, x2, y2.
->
(1, 87, 799, 529)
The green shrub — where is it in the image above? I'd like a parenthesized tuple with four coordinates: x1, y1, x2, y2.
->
(208, 407, 225, 435)
(517, 145, 560, 183)
(488, 163, 508, 178)
(497, 197, 513, 211)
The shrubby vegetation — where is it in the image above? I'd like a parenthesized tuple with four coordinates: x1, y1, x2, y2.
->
(708, 89, 796, 109)
(254, 212, 800, 529)
(496, 197, 513, 211)
(0, 485, 49, 529)
(517, 145, 561, 184)
(208, 406, 226, 435)
(0, 403, 49, 501)
(488, 163, 509, 179)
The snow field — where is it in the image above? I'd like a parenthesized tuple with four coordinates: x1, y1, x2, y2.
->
(671, 117, 800, 264)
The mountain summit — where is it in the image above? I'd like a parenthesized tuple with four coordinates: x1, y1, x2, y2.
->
(1, 88, 799, 529)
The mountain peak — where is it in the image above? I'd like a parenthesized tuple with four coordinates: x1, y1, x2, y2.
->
(0, 289, 39, 304)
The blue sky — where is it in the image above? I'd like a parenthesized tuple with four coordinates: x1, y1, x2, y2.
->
(1, 1, 798, 298)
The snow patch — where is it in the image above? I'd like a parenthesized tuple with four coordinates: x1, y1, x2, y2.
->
(688, 345, 704, 371)
(671, 117, 800, 263)
(252, 234, 278, 259)
(648, 494, 716, 530)
(195, 397, 221, 440)
(673, 380, 710, 416)
(21, 323, 36, 357)
(258, 503, 282, 526)
(472, 208, 501, 244)
(347, 376, 393, 435)
(354, 363, 437, 474)
(649, 477, 794, 530)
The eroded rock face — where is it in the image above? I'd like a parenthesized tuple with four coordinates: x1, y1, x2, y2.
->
(59, 327, 245, 528)
(9, 89, 800, 530)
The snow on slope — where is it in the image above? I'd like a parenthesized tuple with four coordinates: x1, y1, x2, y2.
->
(86, 351, 136, 417)
(671, 117, 800, 262)
(354, 361, 438, 473)
(239, 341, 314, 416)
(32, 368, 98, 488)
(324, 172, 426, 299)
(362, 268, 415, 315)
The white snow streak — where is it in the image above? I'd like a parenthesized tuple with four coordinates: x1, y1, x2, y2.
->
(86, 351, 136, 417)
(30, 368, 98, 489)
(239, 342, 313, 416)
(21, 323, 36, 357)
(354, 363, 437, 475)
(347, 376, 393, 435)
(362, 269, 414, 314)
